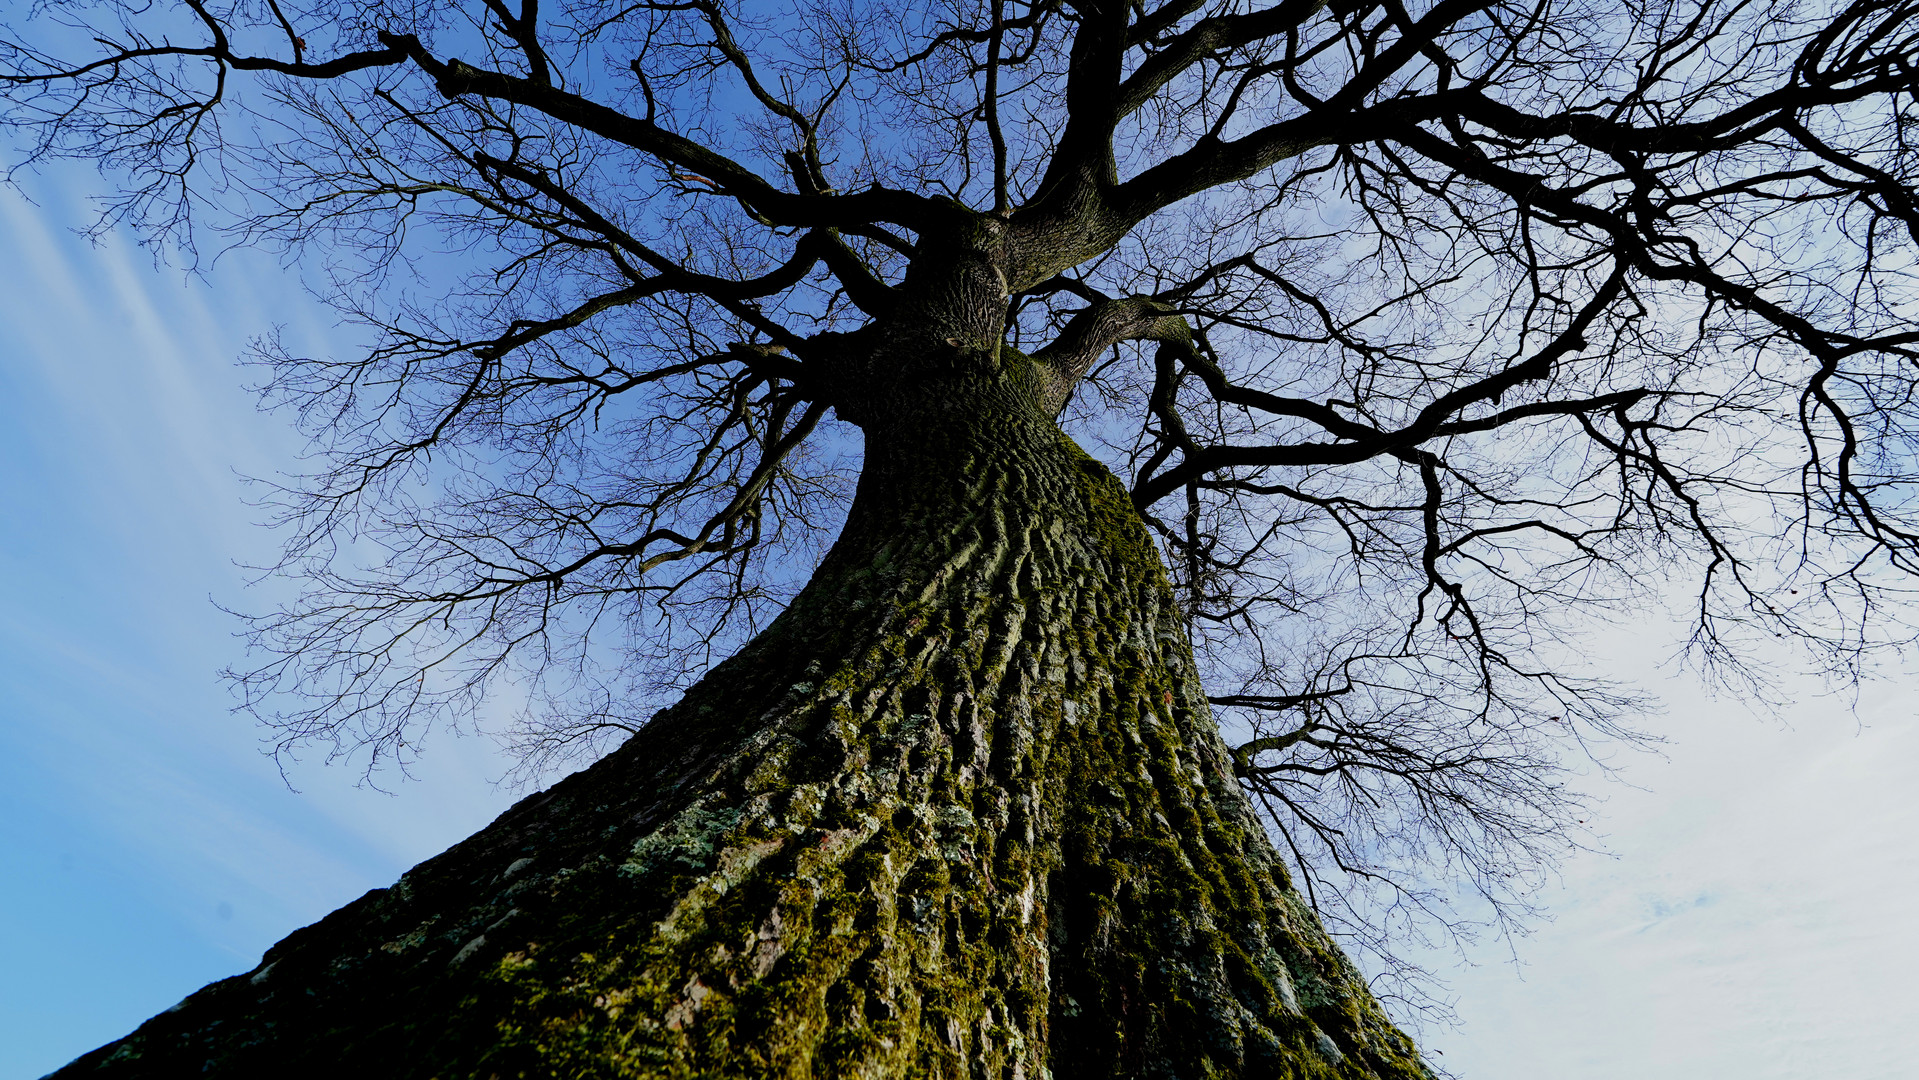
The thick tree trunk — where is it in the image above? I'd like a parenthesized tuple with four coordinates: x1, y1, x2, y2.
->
(57, 362, 1431, 1079)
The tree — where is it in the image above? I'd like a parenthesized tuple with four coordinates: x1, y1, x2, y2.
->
(7, 0, 1918, 1074)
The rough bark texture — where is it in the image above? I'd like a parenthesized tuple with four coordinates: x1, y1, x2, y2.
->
(55, 354, 1431, 1079)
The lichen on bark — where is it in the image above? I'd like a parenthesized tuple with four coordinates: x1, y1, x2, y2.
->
(55, 360, 1432, 1079)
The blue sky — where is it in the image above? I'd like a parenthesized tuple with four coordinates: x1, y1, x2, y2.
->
(1, 178, 1914, 1079)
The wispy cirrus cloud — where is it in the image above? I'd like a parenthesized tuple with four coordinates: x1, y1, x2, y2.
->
(0, 184, 519, 1078)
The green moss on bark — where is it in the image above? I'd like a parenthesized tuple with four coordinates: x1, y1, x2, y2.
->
(53, 373, 1432, 1080)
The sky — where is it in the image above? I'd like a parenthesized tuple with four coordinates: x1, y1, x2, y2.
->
(1, 178, 1915, 1079)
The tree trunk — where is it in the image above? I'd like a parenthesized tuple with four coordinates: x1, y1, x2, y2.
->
(57, 358, 1431, 1079)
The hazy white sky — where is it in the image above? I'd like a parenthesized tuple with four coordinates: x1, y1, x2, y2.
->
(0, 179, 1913, 1080)
(1422, 674, 1918, 1078)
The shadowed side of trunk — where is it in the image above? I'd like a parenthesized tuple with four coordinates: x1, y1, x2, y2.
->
(55, 367, 1429, 1079)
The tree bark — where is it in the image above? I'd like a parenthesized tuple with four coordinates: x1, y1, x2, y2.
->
(57, 355, 1431, 1079)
